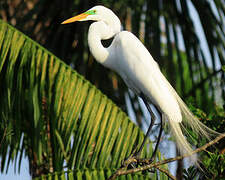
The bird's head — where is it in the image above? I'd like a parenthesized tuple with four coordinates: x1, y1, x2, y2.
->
(62, 6, 117, 24)
(61, 6, 121, 32)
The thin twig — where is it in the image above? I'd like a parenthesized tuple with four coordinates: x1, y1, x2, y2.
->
(108, 133, 225, 180)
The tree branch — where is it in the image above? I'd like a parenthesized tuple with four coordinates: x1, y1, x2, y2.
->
(108, 133, 225, 180)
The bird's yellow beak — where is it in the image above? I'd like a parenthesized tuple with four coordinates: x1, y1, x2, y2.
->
(61, 13, 88, 24)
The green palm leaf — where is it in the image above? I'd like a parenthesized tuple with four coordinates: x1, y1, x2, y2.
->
(0, 19, 168, 179)
(33, 169, 169, 180)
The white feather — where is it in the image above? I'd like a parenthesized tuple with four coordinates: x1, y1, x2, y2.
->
(64, 5, 220, 159)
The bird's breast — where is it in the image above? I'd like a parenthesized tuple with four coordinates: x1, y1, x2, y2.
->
(108, 31, 182, 122)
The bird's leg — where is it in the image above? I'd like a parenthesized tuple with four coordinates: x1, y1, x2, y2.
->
(122, 94, 163, 169)
(147, 111, 163, 163)
(122, 93, 156, 169)
(132, 104, 163, 171)
(133, 93, 156, 157)
(134, 94, 163, 164)
(134, 112, 163, 172)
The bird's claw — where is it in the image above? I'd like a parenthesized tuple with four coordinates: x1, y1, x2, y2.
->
(122, 154, 156, 174)
(121, 154, 138, 168)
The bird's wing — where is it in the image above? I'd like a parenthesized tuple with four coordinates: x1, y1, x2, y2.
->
(110, 31, 182, 122)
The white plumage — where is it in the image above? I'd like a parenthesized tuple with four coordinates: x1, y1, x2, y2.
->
(62, 5, 217, 157)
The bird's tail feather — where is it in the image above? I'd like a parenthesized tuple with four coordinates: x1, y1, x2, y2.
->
(162, 75, 220, 160)
(171, 85, 219, 141)
(164, 114, 194, 156)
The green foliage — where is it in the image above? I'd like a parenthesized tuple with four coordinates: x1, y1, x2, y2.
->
(190, 105, 225, 134)
(222, 65, 225, 72)
(183, 151, 225, 180)
(33, 169, 170, 180)
(0, 19, 168, 179)
(183, 105, 225, 180)
(1, 0, 225, 179)
(197, 106, 225, 179)
(183, 166, 198, 180)
(1, 0, 224, 114)
(202, 151, 225, 179)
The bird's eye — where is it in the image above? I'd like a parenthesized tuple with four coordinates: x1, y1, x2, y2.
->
(93, 10, 96, 13)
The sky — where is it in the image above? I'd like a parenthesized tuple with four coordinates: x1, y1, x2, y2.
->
(0, 1, 220, 179)
(0, 155, 30, 180)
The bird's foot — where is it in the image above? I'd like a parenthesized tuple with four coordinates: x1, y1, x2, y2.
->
(121, 150, 138, 168)
(138, 157, 156, 173)
(121, 153, 155, 173)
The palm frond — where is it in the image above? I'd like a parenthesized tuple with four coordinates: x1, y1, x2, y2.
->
(33, 168, 170, 180)
(0, 19, 168, 179)
(1, 0, 224, 114)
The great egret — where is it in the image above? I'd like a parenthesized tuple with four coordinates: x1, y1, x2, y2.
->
(62, 5, 217, 161)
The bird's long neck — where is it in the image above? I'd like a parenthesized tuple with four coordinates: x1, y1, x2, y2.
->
(88, 21, 121, 65)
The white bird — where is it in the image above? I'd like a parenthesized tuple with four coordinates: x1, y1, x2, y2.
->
(62, 5, 217, 160)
